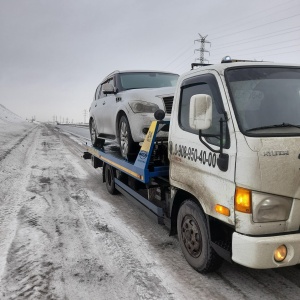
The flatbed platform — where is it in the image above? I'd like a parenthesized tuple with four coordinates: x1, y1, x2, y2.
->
(83, 120, 171, 225)
(84, 120, 170, 184)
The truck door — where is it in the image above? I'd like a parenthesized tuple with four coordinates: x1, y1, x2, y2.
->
(169, 72, 236, 224)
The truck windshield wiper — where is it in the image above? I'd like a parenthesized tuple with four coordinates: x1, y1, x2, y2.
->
(246, 123, 300, 132)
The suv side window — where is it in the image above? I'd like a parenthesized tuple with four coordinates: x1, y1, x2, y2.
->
(95, 85, 102, 100)
(179, 73, 229, 148)
(100, 77, 114, 98)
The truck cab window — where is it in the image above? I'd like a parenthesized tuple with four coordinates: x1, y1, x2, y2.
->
(179, 74, 228, 148)
(226, 67, 300, 136)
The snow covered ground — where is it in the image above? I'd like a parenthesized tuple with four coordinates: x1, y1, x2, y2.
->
(0, 104, 300, 299)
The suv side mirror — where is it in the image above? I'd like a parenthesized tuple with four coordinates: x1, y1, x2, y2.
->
(189, 94, 212, 130)
(103, 82, 116, 95)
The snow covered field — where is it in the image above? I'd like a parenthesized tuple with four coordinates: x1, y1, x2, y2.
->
(0, 104, 300, 299)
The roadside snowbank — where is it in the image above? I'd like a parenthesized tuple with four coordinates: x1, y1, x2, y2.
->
(0, 104, 24, 123)
(0, 104, 34, 161)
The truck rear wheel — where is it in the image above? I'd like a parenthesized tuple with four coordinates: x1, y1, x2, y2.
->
(177, 200, 222, 273)
(104, 165, 118, 195)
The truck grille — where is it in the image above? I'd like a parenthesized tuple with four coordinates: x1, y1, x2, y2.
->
(163, 96, 174, 114)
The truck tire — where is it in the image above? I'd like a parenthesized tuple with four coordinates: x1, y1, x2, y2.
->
(118, 115, 138, 159)
(105, 164, 118, 195)
(177, 200, 223, 273)
(90, 119, 105, 148)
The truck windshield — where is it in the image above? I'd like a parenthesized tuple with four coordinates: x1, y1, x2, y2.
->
(226, 67, 300, 136)
(118, 72, 179, 91)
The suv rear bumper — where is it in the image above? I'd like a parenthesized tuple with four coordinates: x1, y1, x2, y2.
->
(232, 232, 300, 269)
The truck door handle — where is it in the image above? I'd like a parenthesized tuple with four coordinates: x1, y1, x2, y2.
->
(103, 101, 106, 105)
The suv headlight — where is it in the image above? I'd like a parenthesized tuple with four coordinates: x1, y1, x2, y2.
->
(129, 101, 159, 113)
(252, 191, 293, 222)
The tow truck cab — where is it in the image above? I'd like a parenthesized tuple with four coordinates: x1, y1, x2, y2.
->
(169, 58, 300, 270)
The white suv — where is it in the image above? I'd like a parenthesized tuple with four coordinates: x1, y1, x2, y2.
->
(89, 70, 179, 159)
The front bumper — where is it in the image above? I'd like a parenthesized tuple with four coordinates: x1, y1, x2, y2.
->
(232, 232, 300, 269)
(129, 113, 169, 142)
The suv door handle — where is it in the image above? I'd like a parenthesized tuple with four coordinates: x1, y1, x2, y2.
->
(103, 101, 106, 105)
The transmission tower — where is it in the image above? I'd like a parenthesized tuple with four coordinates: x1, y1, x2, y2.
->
(194, 34, 211, 64)
(83, 109, 87, 124)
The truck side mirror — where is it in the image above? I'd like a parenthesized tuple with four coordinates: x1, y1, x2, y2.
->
(189, 94, 212, 130)
(103, 83, 116, 95)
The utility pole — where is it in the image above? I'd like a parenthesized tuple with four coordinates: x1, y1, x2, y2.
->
(83, 109, 87, 124)
(194, 34, 211, 64)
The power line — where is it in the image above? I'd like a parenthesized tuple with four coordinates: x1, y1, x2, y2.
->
(262, 49, 300, 57)
(164, 44, 193, 69)
(216, 43, 300, 58)
(212, 26, 300, 51)
(213, 37, 300, 55)
(171, 52, 198, 72)
(210, 13, 300, 41)
(207, 0, 297, 35)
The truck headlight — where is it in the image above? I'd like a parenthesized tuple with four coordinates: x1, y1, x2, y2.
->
(129, 101, 159, 113)
(252, 191, 293, 223)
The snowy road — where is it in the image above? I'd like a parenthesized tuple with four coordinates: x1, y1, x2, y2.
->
(55, 124, 90, 142)
(0, 122, 300, 300)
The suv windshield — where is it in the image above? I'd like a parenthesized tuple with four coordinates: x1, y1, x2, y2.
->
(226, 67, 300, 136)
(118, 72, 179, 91)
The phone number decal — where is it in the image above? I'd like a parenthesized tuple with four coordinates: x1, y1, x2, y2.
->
(172, 143, 217, 168)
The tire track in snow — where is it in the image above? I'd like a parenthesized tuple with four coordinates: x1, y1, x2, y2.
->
(0, 125, 37, 162)
(0, 196, 57, 299)
(66, 186, 175, 300)
(0, 125, 41, 285)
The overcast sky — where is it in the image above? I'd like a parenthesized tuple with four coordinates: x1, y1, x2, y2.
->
(1, 0, 300, 122)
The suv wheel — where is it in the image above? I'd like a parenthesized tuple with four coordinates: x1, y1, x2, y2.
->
(90, 119, 105, 148)
(118, 115, 138, 159)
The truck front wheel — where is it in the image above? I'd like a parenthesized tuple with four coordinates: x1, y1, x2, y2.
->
(177, 200, 222, 273)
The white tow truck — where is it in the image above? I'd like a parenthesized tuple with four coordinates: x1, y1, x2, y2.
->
(84, 57, 300, 273)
